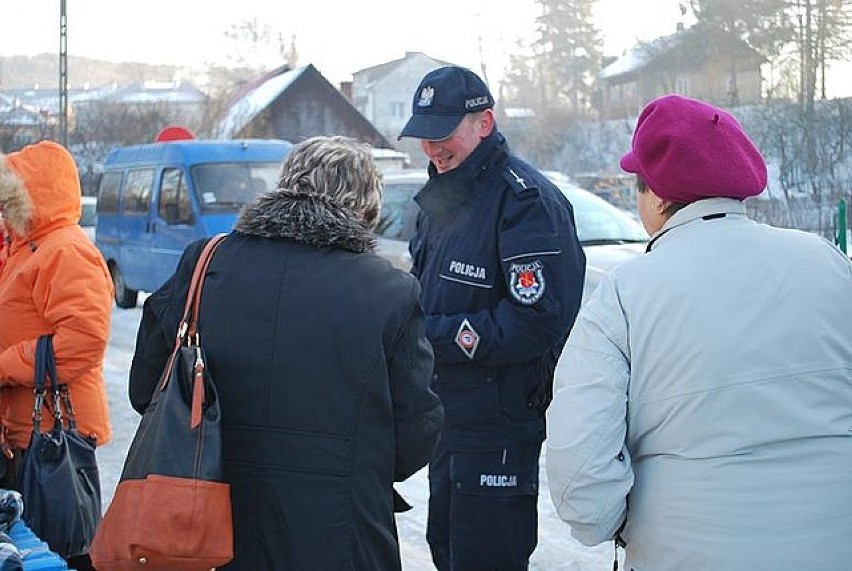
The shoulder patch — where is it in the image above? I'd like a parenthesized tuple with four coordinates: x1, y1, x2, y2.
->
(502, 167, 540, 199)
(509, 260, 546, 304)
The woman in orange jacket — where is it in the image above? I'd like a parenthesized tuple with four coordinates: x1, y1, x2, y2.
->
(0, 141, 113, 571)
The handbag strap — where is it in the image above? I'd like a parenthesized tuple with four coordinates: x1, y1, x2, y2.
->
(158, 234, 227, 430)
(186, 234, 228, 339)
(159, 233, 227, 388)
(31, 334, 75, 432)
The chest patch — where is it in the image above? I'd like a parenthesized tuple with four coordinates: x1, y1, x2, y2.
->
(509, 260, 546, 305)
(448, 259, 486, 280)
(455, 318, 480, 360)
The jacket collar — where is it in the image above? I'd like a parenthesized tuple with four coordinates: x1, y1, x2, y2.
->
(415, 130, 508, 222)
(234, 189, 376, 253)
(647, 198, 748, 252)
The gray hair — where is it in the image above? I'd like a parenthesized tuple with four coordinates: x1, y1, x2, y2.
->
(276, 136, 383, 229)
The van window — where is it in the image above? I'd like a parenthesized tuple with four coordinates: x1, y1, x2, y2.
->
(124, 168, 155, 214)
(191, 162, 279, 211)
(97, 171, 123, 214)
(159, 168, 193, 224)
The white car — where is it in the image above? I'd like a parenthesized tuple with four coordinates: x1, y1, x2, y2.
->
(80, 195, 97, 242)
(376, 170, 648, 302)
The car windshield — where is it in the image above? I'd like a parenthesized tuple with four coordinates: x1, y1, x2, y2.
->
(376, 181, 423, 239)
(191, 162, 280, 211)
(555, 182, 648, 244)
(376, 172, 648, 246)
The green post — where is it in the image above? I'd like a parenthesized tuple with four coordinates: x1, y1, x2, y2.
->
(837, 198, 848, 254)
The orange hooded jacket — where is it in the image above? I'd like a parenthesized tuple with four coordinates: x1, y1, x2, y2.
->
(0, 141, 113, 449)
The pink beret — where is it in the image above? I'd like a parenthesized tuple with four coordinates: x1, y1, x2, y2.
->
(620, 94, 767, 203)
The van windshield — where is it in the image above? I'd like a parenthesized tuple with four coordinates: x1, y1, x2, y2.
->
(191, 162, 280, 211)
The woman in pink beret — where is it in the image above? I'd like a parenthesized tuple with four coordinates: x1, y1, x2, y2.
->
(546, 94, 852, 570)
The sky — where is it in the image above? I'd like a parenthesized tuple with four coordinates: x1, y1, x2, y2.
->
(0, 0, 691, 87)
(2, 0, 849, 98)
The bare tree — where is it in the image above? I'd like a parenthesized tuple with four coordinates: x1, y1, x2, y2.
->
(790, 0, 852, 104)
(70, 101, 185, 157)
(221, 18, 296, 75)
(198, 19, 297, 138)
(688, 0, 792, 105)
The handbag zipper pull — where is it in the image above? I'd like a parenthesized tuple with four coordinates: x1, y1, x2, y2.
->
(190, 339, 206, 430)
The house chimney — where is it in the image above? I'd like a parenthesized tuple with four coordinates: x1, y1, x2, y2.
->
(677, 22, 684, 32)
(339, 81, 353, 100)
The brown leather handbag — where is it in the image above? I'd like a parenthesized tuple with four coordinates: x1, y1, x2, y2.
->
(90, 234, 233, 571)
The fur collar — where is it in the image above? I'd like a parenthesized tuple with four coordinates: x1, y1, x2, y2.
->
(235, 189, 376, 253)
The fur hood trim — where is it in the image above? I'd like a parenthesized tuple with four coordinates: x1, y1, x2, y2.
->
(235, 189, 376, 253)
(0, 156, 32, 237)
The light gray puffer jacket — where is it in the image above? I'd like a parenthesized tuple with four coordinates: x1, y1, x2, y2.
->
(546, 198, 852, 571)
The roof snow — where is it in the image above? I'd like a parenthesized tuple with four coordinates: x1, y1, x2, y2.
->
(215, 67, 305, 140)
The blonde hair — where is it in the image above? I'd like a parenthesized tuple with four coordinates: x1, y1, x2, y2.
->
(276, 136, 383, 229)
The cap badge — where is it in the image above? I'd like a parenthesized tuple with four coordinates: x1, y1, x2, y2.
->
(509, 260, 546, 305)
(417, 86, 435, 108)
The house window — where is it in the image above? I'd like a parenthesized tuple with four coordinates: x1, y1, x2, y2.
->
(391, 101, 405, 118)
(675, 77, 691, 96)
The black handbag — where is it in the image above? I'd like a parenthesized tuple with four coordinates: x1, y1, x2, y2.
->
(20, 334, 102, 559)
(91, 234, 233, 571)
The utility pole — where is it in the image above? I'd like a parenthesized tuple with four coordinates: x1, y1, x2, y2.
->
(59, 0, 68, 146)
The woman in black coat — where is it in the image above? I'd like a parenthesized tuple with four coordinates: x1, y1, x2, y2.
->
(129, 136, 443, 570)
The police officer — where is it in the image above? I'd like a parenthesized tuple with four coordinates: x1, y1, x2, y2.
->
(398, 66, 586, 570)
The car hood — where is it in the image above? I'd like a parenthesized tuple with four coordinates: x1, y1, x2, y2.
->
(581, 242, 647, 301)
(584, 241, 646, 273)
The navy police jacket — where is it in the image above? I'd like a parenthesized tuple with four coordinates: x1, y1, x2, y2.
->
(410, 131, 585, 446)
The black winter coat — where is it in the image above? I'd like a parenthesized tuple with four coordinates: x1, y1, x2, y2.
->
(129, 190, 443, 570)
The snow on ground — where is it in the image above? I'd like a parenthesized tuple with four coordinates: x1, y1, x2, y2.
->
(96, 300, 620, 570)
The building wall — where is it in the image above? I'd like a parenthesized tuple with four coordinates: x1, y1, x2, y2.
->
(601, 65, 762, 119)
(600, 79, 643, 120)
(255, 79, 388, 147)
(353, 53, 449, 143)
(685, 64, 762, 107)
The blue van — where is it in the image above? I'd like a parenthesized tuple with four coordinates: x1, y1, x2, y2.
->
(95, 139, 292, 307)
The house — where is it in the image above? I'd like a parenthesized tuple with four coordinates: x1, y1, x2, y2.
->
(0, 94, 53, 151)
(3, 81, 207, 120)
(351, 52, 453, 165)
(216, 64, 390, 148)
(71, 80, 208, 132)
(0, 80, 208, 152)
(597, 24, 765, 119)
